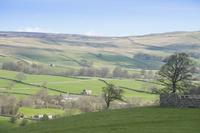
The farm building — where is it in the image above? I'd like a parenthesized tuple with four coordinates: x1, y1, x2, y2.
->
(81, 89, 92, 95)
(32, 114, 53, 120)
(60, 94, 79, 101)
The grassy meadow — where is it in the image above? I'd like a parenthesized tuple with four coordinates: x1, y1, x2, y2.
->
(0, 69, 159, 100)
(1, 107, 200, 133)
(18, 107, 66, 117)
(1, 31, 200, 133)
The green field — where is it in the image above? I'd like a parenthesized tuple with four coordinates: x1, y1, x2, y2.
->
(0, 107, 78, 132)
(0, 70, 159, 100)
(19, 107, 66, 117)
(0, 116, 16, 130)
(0, 31, 200, 133)
(1, 107, 200, 133)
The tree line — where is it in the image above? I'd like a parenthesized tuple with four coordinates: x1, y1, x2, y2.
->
(1, 61, 155, 79)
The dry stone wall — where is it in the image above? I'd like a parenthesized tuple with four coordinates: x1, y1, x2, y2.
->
(160, 93, 200, 108)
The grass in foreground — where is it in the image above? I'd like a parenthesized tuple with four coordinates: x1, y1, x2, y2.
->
(2, 107, 200, 133)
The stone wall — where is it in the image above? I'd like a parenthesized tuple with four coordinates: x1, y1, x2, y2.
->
(160, 93, 200, 108)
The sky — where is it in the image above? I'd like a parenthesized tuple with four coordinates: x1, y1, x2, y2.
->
(0, 0, 200, 36)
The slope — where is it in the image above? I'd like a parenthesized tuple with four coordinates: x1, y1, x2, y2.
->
(1, 31, 200, 70)
(2, 107, 200, 133)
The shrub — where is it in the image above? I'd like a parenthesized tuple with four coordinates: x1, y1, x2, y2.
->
(41, 114, 49, 121)
(76, 97, 105, 112)
(10, 116, 17, 123)
(127, 97, 159, 107)
(20, 119, 28, 126)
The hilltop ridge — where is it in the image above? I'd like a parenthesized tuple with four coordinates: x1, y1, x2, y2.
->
(0, 31, 200, 70)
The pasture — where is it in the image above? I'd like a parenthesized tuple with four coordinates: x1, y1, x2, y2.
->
(19, 107, 66, 117)
(0, 70, 159, 100)
(1, 107, 200, 133)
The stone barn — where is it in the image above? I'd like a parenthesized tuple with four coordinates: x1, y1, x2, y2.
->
(160, 93, 200, 108)
(81, 89, 92, 95)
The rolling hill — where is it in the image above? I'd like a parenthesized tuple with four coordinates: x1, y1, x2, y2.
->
(1, 107, 200, 133)
(1, 32, 200, 133)
(1, 31, 200, 70)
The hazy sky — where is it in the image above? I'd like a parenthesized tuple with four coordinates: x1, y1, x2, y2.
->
(0, 0, 200, 36)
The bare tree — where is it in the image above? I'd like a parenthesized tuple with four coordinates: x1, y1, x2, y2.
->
(34, 89, 49, 108)
(157, 53, 194, 93)
(102, 84, 123, 109)
(112, 67, 129, 78)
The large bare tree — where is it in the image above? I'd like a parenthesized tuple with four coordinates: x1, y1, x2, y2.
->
(157, 53, 194, 93)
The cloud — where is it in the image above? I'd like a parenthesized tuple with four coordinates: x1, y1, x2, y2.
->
(17, 26, 49, 33)
(84, 30, 102, 36)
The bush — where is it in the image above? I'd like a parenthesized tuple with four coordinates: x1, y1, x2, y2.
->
(76, 97, 105, 112)
(63, 96, 105, 112)
(10, 116, 17, 123)
(16, 113, 24, 119)
(41, 114, 49, 121)
(126, 97, 159, 107)
(53, 114, 61, 119)
(20, 119, 28, 127)
(19, 97, 35, 107)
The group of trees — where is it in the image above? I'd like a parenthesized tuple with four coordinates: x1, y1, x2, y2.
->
(78, 66, 133, 78)
(77, 67, 110, 77)
(64, 67, 155, 79)
(0, 95, 19, 115)
(1, 61, 155, 79)
(64, 67, 156, 79)
(102, 52, 198, 109)
(2, 61, 47, 74)
(20, 89, 55, 109)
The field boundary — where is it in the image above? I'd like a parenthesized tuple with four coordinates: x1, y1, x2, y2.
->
(98, 79, 158, 95)
(0, 76, 97, 97)
(0, 91, 32, 96)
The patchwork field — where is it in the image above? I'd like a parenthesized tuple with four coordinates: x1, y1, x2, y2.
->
(1, 31, 199, 133)
(0, 70, 159, 100)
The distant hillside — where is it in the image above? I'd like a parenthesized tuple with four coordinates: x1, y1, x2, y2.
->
(0, 31, 200, 70)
